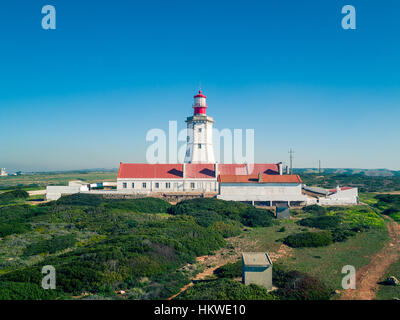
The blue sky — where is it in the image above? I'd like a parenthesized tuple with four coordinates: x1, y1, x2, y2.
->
(0, 0, 399, 171)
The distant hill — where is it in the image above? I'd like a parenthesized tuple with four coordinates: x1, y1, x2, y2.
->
(294, 168, 400, 177)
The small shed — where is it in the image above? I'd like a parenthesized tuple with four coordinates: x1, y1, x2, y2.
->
(276, 203, 290, 219)
(242, 252, 273, 290)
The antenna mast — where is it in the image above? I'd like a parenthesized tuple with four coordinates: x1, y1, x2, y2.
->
(289, 148, 294, 175)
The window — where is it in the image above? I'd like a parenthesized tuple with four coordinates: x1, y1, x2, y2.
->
(186, 149, 190, 157)
(199, 128, 202, 132)
(187, 136, 190, 142)
(142, 182, 147, 189)
(198, 144, 202, 149)
(190, 182, 195, 189)
(123, 183, 127, 189)
(166, 182, 171, 189)
(155, 182, 159, 188)
(131, 183, 135, 189)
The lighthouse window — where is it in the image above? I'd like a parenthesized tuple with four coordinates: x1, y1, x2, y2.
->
(187, 136, 189, 142)
(199, 128, 202, 132)
(198, 144, 202, 149)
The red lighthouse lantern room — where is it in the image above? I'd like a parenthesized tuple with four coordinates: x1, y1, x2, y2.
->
(193, 90, 208, 115)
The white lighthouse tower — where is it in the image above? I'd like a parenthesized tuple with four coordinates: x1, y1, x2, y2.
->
(184, 90, 215, 164)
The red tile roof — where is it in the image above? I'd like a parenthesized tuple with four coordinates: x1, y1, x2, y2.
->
(118, 163, 183, 179)
(118, 163, 281, 179)
(218, 174, 302, 184)
(218, 163, 280, 175)
(328, 187, 353, 193)
(185, 163, 215, 179)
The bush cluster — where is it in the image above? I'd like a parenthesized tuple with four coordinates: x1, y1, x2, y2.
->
(273, 266, 332, 300)
(283, 231, 333, 248)
(0, 189, 29, 205)
(169, 198, 275, 228)
(214, 260, 242, 279)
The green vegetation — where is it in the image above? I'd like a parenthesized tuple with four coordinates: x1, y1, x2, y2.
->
(0, 281, 58, 300)
(0, 180, 395, 300)
(0, 189, 29, 205)
(273, 265, 332, 300)
(23, 234, 77, 257)
(284, 231, 333, 248)
(214, 261, 242, 279)
(299, 172, 400, 193)
(176, 279, 276, 300)
(169, 198, 275, 228)
(372, 194, 400, 222)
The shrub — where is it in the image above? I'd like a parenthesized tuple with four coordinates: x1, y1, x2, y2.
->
(302, 205, 326, 215)
(169, 198, 274, 228)
(23, 234, 77, 257)
(0, 189, 29, 204)
(104, 197, 171, 213)
(283, 231, 332, 248)
(56, 193, 103, 206)
(298, 215, 341, 230)
(273, 265, 332, 300)
(210, 221, 241, 238)
(214, 261, 242, 279)
(0, 281, 57, 300)
(176, 279, 276, 300)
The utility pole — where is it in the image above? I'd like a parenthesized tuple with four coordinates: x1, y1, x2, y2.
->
(289, 149, 294, 175)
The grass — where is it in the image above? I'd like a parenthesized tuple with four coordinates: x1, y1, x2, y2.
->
(376, 257, 400, 300)
(0, 171, 117, 191)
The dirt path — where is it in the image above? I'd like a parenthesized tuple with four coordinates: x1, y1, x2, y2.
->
(339, 218, 400, 300)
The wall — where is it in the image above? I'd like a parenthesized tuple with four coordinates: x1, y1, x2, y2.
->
(117, 178, 218, 193)
(218, 183, 308, 203)
(242, 263, 273, 290)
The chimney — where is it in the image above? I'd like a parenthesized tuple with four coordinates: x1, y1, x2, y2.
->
(336, 185, 340, 193)
(258, 173, 263, 183)
(183, 163, 186, 179)
(215, 162, 219, 178)
(278, 162, 283, 175)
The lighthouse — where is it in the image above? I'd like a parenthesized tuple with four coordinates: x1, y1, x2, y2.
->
(184, 90, 215, 164)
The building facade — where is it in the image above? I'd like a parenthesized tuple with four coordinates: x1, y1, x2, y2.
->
(217, 174, 308, 206)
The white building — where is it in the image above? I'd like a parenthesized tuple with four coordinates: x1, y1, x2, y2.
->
(117, 163, 282, 194)
(217, 174, 308, 206)
(303, 185, 359, 206)
(184, 90, 215, 164)
(0, 168, 6, 177)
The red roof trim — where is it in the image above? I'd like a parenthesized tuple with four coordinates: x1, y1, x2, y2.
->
(218, 174, 302, 184)
(194, 90, 207, 98)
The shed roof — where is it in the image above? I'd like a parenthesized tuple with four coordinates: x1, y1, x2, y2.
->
(242, 252, 272, 267)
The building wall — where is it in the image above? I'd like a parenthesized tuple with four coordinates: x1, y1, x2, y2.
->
(318, 188, 358, 206)
(217, 183, 307, 203)
(46, 186, 81, 201)
(242, 263, 273, 290)
(117, 178, 218, 193)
